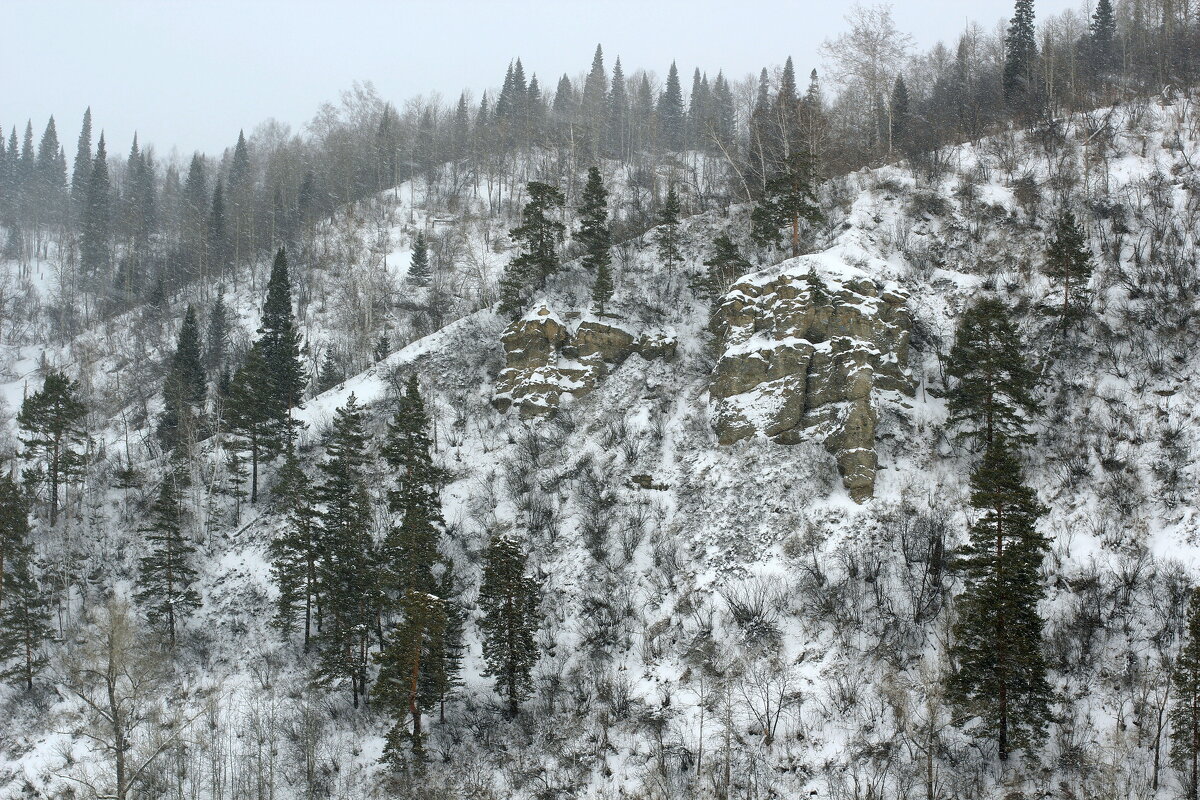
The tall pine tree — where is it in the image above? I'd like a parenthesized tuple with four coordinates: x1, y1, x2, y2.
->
(948, 437, 1051, 761)
(498, 182, 565, 317)
(478, 533, 540, 717)
(135, 466, 201, 647)
(1043, 210, 1093, 316)
(18, 369, 88, 526)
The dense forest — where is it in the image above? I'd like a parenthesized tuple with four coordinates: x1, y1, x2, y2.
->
(5, 0, 1200, 798)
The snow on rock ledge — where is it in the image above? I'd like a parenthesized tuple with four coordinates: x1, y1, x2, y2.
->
(493, 305, 676, 417)
(709, 256, 913, 502)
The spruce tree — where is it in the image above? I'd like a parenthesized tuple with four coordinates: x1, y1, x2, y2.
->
(259, 247, 306, 416)
(80, 133, 111, 281)
(0, 533, 51, 690)
(657, 62, 686, 151)
(205, 294, 229, 373)
(158, 305, 206, 451)
(381, 375, 444, 599)
(1087, 0, 1117, 78)
(225, 344, 276, 504)
(1174, 588, 1200, 800)
(70, 107, 92, 213)
(0, 474, 30, 610)
(890, 76, 911, 151)
(654, 186, 684, 277)
(498, 182, 565, 318)
(692, 235, 751, 309)
(946, 298, 1040, 449)
(317, 351, 344, 394)
(17, 369, 88, 526)
(478, 533, 540, 717)
(1043, 210, 1093, 316)
(135, 468, 201, 647)
(750, 146, 820, 257)
(408, 232, 431, 285)
(269, 448, 321, 650)
(315, 394, 376, 707)
(1003, 0, 1037, 110)
(577, 167, 614, 314)
(948, 437, 1051, 761)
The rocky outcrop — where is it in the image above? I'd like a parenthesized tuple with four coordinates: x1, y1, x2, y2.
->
(709, 258, 912, 502)
(494, 306, 676, 417)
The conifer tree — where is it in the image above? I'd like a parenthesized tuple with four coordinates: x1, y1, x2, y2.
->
(135, 467, 201, 647)
(498, 182, 565, 317)
(890, 76, 911, 151)
(381, 375, 443, 600)
(317, 351, 344, 394)
(158, 305, 206, 451)
(654, 186, 684, 278)
(70, 108, 92, 213)
(408, 232, 431, 285)
(0, 498, 51, 691)
(315, 394, 376, 707)
(750, 145, 820, 257)
(578, 167, 615, 314)
(225, 345, 275, 504)
(259, 247, 306, 416)
(948, 437, 1051, 761)
(18, 369, 88, 526)
(608, 58, 629, 159)
(1087, 0, 1117, 78)
(0, 475, 30, 610)
(692, 235, 751, 309)
(478, 533, 540, 717)
(946, 299, 1040, 449)
(269, 448, 321, 650)
(377, 589, 448, 762)
(582, 44, 609, 161)
(204, 294, 229, 373)
(1174, 588, 1200, 800)
(80, 133, 111, 281)
(1043, 210, 1093, 315)
(657, 62, 686, 151)
(1003, 0, 1037, 110)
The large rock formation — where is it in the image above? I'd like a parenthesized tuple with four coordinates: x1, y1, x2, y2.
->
(709, 258, 912, 502)
(494, 306, 676, 417)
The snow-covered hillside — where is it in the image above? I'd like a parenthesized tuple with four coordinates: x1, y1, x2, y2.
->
(4, 97, 1200, 799)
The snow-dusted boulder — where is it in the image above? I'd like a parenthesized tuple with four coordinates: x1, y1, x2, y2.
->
(493, 305, 676, 417)
(709, 257, 912, 502)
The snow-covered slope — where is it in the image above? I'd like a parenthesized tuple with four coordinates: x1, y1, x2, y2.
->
(4, 100, 1200, 798)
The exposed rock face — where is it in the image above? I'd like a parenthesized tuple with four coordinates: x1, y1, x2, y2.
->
(709, 258, 912, 502)
(494, 306, 676, 417)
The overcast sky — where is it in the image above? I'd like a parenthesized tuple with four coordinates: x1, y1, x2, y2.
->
(5, 0, 1085, 160)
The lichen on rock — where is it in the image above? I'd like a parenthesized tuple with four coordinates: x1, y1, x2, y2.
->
(709, 257, 912, 502)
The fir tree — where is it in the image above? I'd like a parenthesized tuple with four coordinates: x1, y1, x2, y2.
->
(1087, 0, 1118, 78)
(577, 167, 614, 314)
(204, 294, 229, 373)
(1003, 0, 1038, 110)
(269, 448, 321, 650)
(225, 344, 276, 504)
(315, 394, 376, 707)
(69, 107, 92, 212)
(498, 182, 566, 317)
(692, 235, 751, 309)
(0, 521, 51, 691)
(80, 133, 111, 281)
(135, 468, 201, 646)
(1173, 588, 1200, 800)
(654, 186, 684, 278)
(0, 474, 30, 610)
(317, 350, 344, 394)
(17, 369, 88, 526)
(946, 299, 1040, 449)
(1043, 210, 1093, 316)
(158, 305, 206, 451)
(478, 533, 540, 717)
(657, 62, 686, 151)
(948, 437, 1051, 761)
(750, 145, 820, 257)
(408, 232, 431, 285)
(259, 247, 306, 415)
(890, 76, 911, 150)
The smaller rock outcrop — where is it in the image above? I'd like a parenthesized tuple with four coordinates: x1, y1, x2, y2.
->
(494, 306, 676, 417)
(709, 258, 912, 502)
